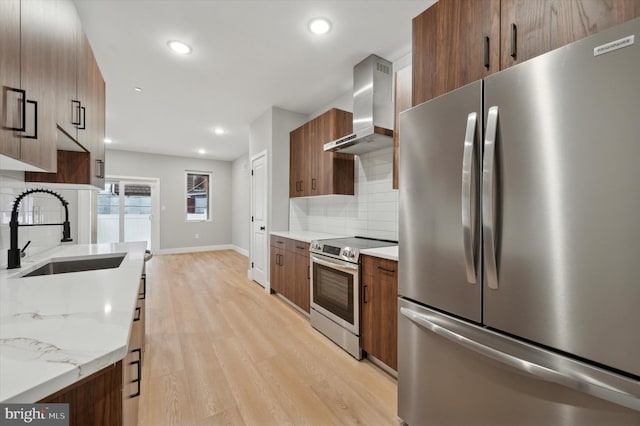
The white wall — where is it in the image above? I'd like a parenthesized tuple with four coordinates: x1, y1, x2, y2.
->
(249, 106, 307, 235)
(248, 106, 307, 286)
(249, 109, 272, 158)
(231, 154, 250, 254)
(308, 90, 353, 120)
(106, 150, 232, 252)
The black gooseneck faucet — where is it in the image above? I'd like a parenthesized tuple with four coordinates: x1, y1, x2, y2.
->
(8, 188, 73, 269)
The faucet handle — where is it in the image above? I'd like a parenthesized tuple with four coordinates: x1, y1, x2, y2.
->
(20, 240, 31, 258)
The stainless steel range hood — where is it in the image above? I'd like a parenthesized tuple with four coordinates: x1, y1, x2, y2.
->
(323, 54, 394, 155)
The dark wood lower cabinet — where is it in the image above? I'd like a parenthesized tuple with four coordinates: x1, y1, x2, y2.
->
(270, 244, 286, 295)
(270, 236, 310, 314)
(39, 362, 123, 426)
(361, 255, 398, 371)
(292, 243, 311, 313)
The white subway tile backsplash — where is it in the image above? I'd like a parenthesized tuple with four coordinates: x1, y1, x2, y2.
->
(289, 146, 399, 241)
(0, 174, 81, 268)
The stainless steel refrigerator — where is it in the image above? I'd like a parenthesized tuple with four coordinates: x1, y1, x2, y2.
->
(398, 17, 640, 425)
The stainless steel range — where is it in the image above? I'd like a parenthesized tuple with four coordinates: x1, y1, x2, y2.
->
(309, 236, 397, 359)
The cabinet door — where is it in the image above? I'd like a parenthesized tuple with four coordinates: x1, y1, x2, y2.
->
(289, 125, 304, 198)
(0, 0, 21, 160)
(328, 109, 355, 196)
(291, 108, 354, 198)
(310, 112, 326, 195)
(501, 0, 640, 69)
(361, 255, 398, 370)
(293, 242, 310, 313)
(20, 0, 59, 171)
(270, 245, 284, 294)
(90, 63, 106, 188)
(55, 0, 80, 141)
(78, 32, 97, 152)
(313, 109, 354, 196)
(393, 66, 412, 190)
(412, 0, 500, 105)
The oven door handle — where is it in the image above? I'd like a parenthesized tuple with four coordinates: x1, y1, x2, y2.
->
(311, 255, 359, 272)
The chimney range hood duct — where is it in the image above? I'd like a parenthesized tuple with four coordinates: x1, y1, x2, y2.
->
(323, 54, 394, 155)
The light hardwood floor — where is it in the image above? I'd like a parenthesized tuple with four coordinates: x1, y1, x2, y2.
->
(139, 250, 399, 426)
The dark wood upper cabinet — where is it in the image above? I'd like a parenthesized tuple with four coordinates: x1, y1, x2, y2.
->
(2, 0, 105, 183)
(0, 0, 21, 160)
(393, 65, 412, 190)
(79, 31, 106, 188)
(23, 0, 106, 188)
(501, 0, 640, 69)
(92, 69, 106, 188)
(412, 0, 500, 106)
(55, 0, 80, 141)
(289, 125, 305, 197)
(289, 108, 354, 198)
(412, 0, 640, 105)
(0, 0, 61, 172)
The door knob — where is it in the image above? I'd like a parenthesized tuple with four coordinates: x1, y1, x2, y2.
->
(260, 226, 265, 230)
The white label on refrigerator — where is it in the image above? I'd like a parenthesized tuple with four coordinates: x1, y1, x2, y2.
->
(594, 35, 635, 56)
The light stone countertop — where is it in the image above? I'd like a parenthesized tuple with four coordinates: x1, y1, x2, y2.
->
(0, 241, 147, 403)
(360, 246, 399, 261)
(270, 230, 350, 243)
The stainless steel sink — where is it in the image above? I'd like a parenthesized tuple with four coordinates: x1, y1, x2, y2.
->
(20, 253, 127, 277)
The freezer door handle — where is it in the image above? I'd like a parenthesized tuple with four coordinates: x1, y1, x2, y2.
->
(462, 112, 478, 284)
(482, 106, 499, 289)
(400, 306, 640, 411)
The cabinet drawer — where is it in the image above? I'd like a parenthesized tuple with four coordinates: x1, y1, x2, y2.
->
(271, 235, 288, 248)
(363, 256, 398, 280)
(289, 240, 309, 254)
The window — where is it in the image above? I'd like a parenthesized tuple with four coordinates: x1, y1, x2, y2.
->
(186, 171, 212, 221)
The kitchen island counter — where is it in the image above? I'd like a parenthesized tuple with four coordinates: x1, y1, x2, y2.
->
(0, 241, 147, 403)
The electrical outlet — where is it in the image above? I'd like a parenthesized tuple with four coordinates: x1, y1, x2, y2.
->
(195, 233, 199, 239)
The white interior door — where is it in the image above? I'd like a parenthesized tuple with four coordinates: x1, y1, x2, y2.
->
(251, 151, 268, 288)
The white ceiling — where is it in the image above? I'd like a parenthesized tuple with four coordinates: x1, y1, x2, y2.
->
(74, 0, 433, 162)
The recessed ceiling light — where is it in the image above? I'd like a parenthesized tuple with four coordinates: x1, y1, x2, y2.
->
(198, 149, 205, 154)
(308, 18, 332, 35)
(104, 138, 112, 144)
(214, 127, 225, 135)
(134, 87, 143, 92)
(167, 40, 192, 55)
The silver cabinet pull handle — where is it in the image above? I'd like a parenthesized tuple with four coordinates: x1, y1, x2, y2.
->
(462, 112, 478, 284)
(482, 106, 499, 290)
(400, 306, 640, 411)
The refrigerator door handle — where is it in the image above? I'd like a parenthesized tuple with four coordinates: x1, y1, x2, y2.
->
(400, 306, 640, 411)
(462, 112, 478, 284)
(483, 106, 499, 290)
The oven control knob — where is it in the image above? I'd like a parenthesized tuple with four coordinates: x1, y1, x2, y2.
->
(343, 249, 355, 259)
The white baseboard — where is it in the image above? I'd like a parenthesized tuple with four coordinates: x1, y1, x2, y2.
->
(158, 244, 234, 255)
(232, 245, 249, 257)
